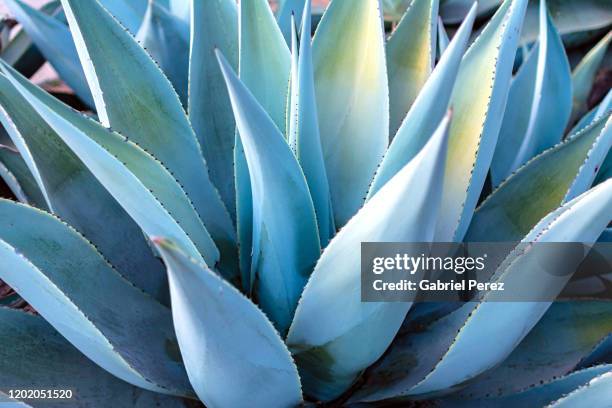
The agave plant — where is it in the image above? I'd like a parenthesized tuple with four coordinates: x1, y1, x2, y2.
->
(0, 0, 610, 406)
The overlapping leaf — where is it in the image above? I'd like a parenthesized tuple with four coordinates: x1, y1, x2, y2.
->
(0, 145, 46, 209)
(287, 115, 450, 401)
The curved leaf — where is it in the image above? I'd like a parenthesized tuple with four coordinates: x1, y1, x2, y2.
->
(440, 0, 503, 24)
(60, 0, 237, 281)
(570, 89, 612, 136)
(0, 200, 192, 396)
(236, 0, 291, 290)
(2, 62, 219, 269)
(0, 65, 168, 302)
(466, 113, 612, 242)
(354, 180, 612, 401)
(312, 0, 389, 227)
(287, 115, 450, 401)
(288, 2, 334, 246)
(548, 371, 612, 407)
(0, 145, 46, 208)
(153, 238, 303, 408)
(386, 0, 439, 137)
(495, 1, 572, 183)
(571, 31, 612, 124)
(188, 0, 238, 221)
(4, 0, 93, 107)
(136, 0, 189, 104)
(218, 51, 320, 334)
(368, 3, 476, 198)
(169, 0, 190, 24)
(98, 0, 148, 34)
(0, 308, 190, 407)
(278, 0, 304, 44)
(437, 16, 450, 56)
(434, 0, 528, 242)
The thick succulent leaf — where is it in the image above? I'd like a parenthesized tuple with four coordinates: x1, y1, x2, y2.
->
(353, 180, 612, 401)
(571, 31, 612, 124)
(0, 66, 168, 301)
(2, 64, 219, 269)
(0, 200, 192, 396)
(440, 0, 503, 24)
(570, 89, 612, 135)
(236, 0, 291, 289)
(386, 0, 439, 138)
(521, 0, 612, 45)
(153, 238, 303, 408)
(495, 2, 572, 184)
(3, 0, 93, 107)
(0, 146, 46, 208)
(278, 0, 304, 44)
(437, 365, 612, 408)
(288, 2, 334, 246)
(98, 0, 148, 34)
(60, 0, 237, 281)
(368, 4, 475, 198)
(452, 301, 612, 398)
(313, 0, 389, 227)
(188, 0, 238, 221)
(287, 115, 450, 401)
(466, 113, 612, 242)
(434, 0, 528, 242)
(218, 51, 320, 334)
(548, 371, 612, 407)
(437, 16, 450, 56)
(136, 0, 189, 105)
(169, 0, 190, 24)
(0, 308, 191, 407)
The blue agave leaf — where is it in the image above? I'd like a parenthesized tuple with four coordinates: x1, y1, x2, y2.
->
(169, 0, 190, 24)
(436, 365, 612, 408)
(368, 3, 476, 198)
(0, 66, 168, 302)
(434, 0, 528, 242)
(386, 0, 439, 138)
(548, 370, 612, 407)
(3, 0, 94, 107)
(450, 301, 612, 398)
(217, 51, 320, 334)
(571, 31, 612, 124)
(577, 333, 612, 369)
(287, 115, 451, 401)
(0, 146, 46, 209)
(277, 0, 304, 44)
(440, 0, 503, 24)
(498, 0, 572, 180)
(353, 180, 612, 401)
(0, 200, 192, 396)
(437, 16, 450, 56)
(153, 238, 303, 407)
(0, 308, 191, 407)
(188, 0, 238, 222)
(97, 0, 148, 33)
(60, 0, 237, 281)
(466, 113, 612, 242)
(1, 62, 219, 270)
(136, 0, 189, 105)
(570, 89, 612, 136)
(288, 2, 334, 246)
(312, 0, 389, 227)
(236, 0, 291, 290)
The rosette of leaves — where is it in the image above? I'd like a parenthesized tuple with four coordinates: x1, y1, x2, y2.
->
(0, 0, 610, 407)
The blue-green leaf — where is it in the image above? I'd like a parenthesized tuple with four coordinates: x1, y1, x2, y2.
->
(188, 0, 238, 221)
(1, 62, 219, 270)
(0, 308, 191, 407)
(169, 0, 190, 24)
(354, 180, 612, 401)
(0, 145, 46, 209)
(288, 2, 334, 246)
(0, 65, 168, 302)
(466, 113, 612, 242)
(278, 0, 304, 44)
(434, 0, 528, 242)
(570, 89, 612, 136)
(3, 0, 93, 106)
(437, 16, 450, 56)
(287, 114, 450, 401)
(60, 0, 237, 281)
(571, 31, 612, 124)
(236, 0, 291, 289)
(368, 3, 476, 198)
(548, 371, 612, 407)
(153, 238, 303, 408)
(496, 0, 572, 182)
(98, 0, 148, 34)
(0, 200, 192, 396)
(313, 0, 389, 227)
(136, 0, 189, 105)
(217, 51, 320, 334)
(440, 0, 503, 24)
(387, 0, 439, 138)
